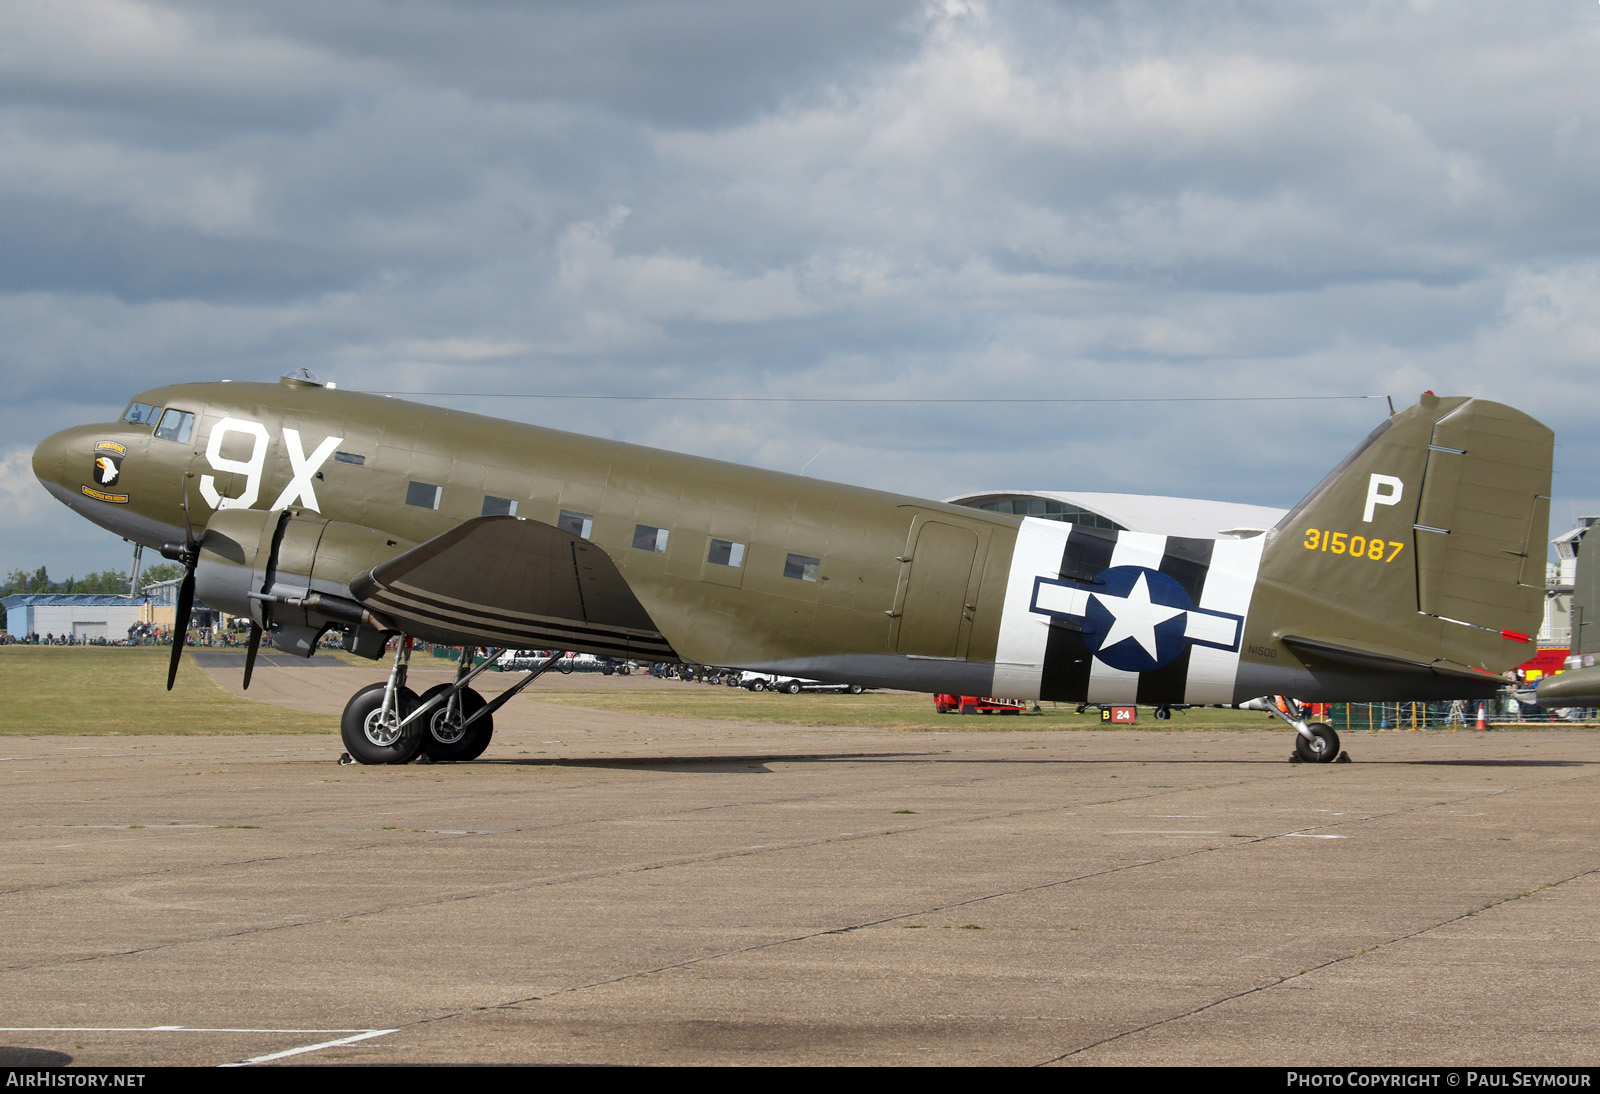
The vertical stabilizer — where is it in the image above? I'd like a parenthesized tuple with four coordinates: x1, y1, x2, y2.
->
(1248, 393, 1552, 686)
(1572, 530, 1599, 658)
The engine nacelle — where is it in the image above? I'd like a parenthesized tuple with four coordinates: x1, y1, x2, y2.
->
(193, 508, 411, 657)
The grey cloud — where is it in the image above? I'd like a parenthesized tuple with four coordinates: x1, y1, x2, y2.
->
(0, 192, 365, 304)
(6, 0, 1600, 579)
(165, 0, 924, 127)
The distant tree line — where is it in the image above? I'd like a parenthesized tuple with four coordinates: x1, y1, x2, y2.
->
(0, 563, 184, 630)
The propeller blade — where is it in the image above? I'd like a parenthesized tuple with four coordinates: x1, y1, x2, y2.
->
(242, 622, 263, 690)
(163, 486, 202, 692)
(166, 565, 195, 691)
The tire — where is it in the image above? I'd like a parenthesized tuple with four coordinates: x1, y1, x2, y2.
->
(960, 702, 976, 715)
(1294, 722, 1341, 763)
(1154, 705, 1171, 720)
(749, 680, 766, 692)
(340, 682, 423, 765)
(416, 684, 495, 762)
(783, 681, 801, 694)
(847, 685, 864, 695)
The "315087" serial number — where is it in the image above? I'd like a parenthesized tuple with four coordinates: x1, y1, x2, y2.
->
(1303, 529, 1405, 561)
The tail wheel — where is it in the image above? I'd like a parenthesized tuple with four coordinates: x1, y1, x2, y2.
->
(1295, 722, 1340, 764)
(340, 683, 423, 765)
(417, 684, 495, 762)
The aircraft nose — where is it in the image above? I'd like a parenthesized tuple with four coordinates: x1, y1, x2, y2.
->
(32, 427, 75, 491)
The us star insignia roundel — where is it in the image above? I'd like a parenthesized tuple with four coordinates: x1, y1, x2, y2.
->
(1030, 563, 1244, 674)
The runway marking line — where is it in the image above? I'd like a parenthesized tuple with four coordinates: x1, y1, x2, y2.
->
(0, 1027, 398, 1066)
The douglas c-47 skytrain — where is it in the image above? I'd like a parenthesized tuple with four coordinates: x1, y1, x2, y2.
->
(32, 376, 1552, 765)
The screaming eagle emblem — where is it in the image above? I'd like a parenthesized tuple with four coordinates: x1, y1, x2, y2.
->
(85, 441, 129, 504)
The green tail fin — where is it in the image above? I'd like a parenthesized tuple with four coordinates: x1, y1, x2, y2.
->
(1570, 526, 1599, 657)
(1254, 393, 1551, 679)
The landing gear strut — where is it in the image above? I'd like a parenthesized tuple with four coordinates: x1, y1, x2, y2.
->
(339, 642, 566, 765)
(340, 637, 422, 764)
(418, 648, 495, 761)
(1263, 695, 1344, 764)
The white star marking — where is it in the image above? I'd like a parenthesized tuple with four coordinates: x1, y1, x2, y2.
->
(1092, 572, 1185, 659)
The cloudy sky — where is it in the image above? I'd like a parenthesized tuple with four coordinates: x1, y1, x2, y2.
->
(4, 0, 1597, 579)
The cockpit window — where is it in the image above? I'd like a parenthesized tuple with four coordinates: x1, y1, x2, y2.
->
(122, 402, 161, 428)
(154, 408, 195, 444)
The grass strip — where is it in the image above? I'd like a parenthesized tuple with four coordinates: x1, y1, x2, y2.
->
(0, 647, 330, 735)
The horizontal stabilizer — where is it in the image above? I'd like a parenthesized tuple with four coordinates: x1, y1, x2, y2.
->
(350, 516, 676, 659)
(1281, 634, 1504, 681)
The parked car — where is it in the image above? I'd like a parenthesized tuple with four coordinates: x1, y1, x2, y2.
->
(494, 650, 631, 675)
(736, 671, 865, 694)
(495, 648, 544, 671)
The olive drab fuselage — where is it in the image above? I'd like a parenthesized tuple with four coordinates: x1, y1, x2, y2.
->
(32, 380, 1552, 704)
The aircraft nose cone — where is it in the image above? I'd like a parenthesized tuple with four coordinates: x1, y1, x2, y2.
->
(32, 427, 75, 491)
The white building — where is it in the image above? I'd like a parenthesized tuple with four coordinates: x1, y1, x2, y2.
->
(2, 593, 147, 642)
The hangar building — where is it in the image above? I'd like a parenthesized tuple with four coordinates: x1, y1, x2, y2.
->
(3, 594, 146, 642)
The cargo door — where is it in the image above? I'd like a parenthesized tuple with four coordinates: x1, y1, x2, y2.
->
(893, 515, 980, 658)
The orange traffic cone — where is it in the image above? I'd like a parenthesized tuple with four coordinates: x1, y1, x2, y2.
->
(1475, 703, 1487, 731)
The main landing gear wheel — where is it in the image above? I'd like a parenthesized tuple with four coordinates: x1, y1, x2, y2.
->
(340, 682, 423, 765)
(417, 684, 495, 762)
(1295, 722, 1340, 764)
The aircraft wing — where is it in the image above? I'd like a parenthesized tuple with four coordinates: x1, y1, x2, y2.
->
(349, 515, 678, 660)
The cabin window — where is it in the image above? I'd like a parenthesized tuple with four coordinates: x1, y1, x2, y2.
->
(334, 451, 365, 466)
(406, 481, 442, 510)
(633, 525, 669, 552)
(482, 496, 518, 517)
(153, 409, 194, 444)
(122, 402, 160, 428)
(707, 538, 745, 567)
(558, 510, 593, 538)
(783, 553, 821, 582)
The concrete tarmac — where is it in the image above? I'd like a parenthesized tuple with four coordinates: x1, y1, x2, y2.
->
(3, 660, 1599, 1066)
